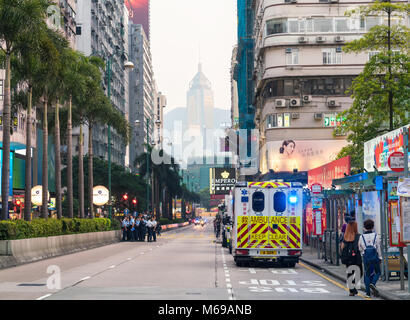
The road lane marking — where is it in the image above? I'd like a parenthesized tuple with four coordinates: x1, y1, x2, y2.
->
(108, 265, 116, 269)
(79, 276, 91, 282)
(299, 262, 371, 300)
(36, 294, 52, 300)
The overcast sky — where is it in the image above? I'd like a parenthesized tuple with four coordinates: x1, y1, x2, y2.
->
(150, 0, 237, 113)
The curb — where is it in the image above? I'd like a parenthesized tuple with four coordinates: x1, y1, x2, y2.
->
(300, 257, 403, 300)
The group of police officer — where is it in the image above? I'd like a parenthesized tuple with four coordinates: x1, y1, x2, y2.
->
(121, 213, 160, 242)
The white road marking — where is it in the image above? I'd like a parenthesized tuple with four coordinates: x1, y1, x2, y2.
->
(36, 294, 52, 300)
(79, 276, 91, 282)
(108, 265, 116, 269)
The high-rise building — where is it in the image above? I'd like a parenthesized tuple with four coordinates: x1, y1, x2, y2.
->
(187, 63, 215, 137)
(125, 0, 150, 40)
(251, 0, 385, 175)
(75, 0, 129, 166)
(129, 23, 156, 172)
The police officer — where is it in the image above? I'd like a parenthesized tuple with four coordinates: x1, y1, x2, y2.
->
(127, 214, 134, 241)
(152, 217, 158, 242)
(121, 216, 129, 241)
(133, 216, 140, 241)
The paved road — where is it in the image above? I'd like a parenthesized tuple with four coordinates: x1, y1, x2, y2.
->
(0, 223, 377, 300)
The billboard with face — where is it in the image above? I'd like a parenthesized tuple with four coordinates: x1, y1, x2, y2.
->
(125, 0, 150, 39)
(264, 140, 348, 172)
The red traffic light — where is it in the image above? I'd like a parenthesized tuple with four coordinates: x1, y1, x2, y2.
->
(132, 198, 137, 205)
(122, 194, 128, 201)
(16, 200, 21, 206)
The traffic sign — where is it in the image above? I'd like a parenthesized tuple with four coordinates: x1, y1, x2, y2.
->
(311, 183, 323, 194)
(388, 151, 405, 172)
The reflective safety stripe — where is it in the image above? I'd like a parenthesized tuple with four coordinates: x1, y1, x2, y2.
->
(247, 182, 291, 188)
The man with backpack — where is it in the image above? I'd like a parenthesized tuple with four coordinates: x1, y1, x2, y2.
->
(359, 219, 382, 298)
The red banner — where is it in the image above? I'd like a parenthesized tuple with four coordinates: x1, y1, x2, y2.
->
(308, 156, 351, 189)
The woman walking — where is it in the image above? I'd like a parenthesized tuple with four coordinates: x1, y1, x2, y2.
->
(340, 220, 362, 296)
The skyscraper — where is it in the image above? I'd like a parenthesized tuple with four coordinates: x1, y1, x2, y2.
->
(187, 63, 215, 136)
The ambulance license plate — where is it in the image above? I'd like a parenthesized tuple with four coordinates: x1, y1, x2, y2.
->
(260, 250, 277, 255)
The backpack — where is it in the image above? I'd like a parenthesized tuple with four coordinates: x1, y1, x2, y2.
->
(341, 235, 360, 265)
(361, 233, 379, 264)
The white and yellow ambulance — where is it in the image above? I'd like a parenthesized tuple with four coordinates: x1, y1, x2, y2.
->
(231, 181, 304, 267)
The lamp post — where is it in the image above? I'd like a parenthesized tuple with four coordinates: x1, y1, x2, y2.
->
(93, 51, 134, 220)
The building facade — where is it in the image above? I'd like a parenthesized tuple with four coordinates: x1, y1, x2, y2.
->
(129, 23, 157, 172)
(75, 0, 129, 166)
(251, 0, 387, 174)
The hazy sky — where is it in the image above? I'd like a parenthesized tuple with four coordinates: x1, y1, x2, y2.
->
(150, 0, 237, 113)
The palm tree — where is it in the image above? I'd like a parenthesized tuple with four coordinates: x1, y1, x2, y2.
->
(0, 0, 49, 220)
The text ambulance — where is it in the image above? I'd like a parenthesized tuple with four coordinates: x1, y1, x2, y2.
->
(231, 181, 304, 267)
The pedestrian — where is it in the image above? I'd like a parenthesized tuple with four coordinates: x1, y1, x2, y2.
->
(133, 216, 140, 241)
(121, 216, 129, 241)
(152, 217, 158, 242)
(147, 217, 153, 242)
(359, 219, 382, 298)
(140, 215, 147, 242)
(156, 219, 162, 237)
(340, 220, 362, 296)
(128, 214, 135, 241)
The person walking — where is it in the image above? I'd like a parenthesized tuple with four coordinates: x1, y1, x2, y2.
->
(156, 219, 162, 237)
(340, 220, 362, 296)
(359, 219, 382, 298)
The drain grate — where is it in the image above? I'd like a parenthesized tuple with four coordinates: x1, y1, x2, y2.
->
(18, 283, 46, 287)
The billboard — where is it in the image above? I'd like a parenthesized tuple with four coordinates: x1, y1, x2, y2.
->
(125, 0, 150, 39)
(362, 191, 381, 235)
(210, 168, 236, 195)
(308, 156, 351, 189)
(265, 140, 348, 172)
(364, 124, 410, 172)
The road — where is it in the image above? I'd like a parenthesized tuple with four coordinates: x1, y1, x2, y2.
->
(0, 222, 377, 300)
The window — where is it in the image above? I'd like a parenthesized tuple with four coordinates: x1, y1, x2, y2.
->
(266, 113, 291, 128)
(322, 48, 342, 64)
(288, 19, 299, 33)
(335, 18, 350, 32)
(366, 17, 381, 31)
(266, 18, 287, 35)
(324, 114, 346, 128)
(274, 192, 287, 213)
(252, 192, 265, 212)
(368, 51, 380, 61)
(314, 18, 333, 33)
(286, 48, 299, 65)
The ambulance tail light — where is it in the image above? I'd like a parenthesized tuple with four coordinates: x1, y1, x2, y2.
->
(288, 250, 302, 256)
(235, 249, 249, 256)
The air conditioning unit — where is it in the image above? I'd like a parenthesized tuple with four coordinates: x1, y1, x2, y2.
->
(285, 48, 292, 53)
(316, 36, 326, 43)
(289, 99, 301, 107)
(335, 36, 344, 42)
(314, 113, 323, 120)
(303, 95, 312, 103)
(275, 99, 287, 108)
(327, 100, 341, 107)
(298, 36, 308, 43)
(336, 47, 343, 53)
(291, 113, 300, 119)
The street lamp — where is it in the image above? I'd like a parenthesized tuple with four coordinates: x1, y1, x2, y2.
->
(93, 50, 134, 220)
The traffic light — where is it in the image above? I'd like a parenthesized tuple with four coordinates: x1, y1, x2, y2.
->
(132, 198, 138, 210)
(120, 194, 130, 212)
(122, 194, 128, 201)
(15, 199, 22, 214)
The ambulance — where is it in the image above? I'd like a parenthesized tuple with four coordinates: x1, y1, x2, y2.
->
(231, 181, 304, 267)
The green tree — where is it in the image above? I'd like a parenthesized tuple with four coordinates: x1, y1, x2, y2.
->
(198, 188, 211, 211)
(0, 0, 50, 220)
(336, 1, 410, 169)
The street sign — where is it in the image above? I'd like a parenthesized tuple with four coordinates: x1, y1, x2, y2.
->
(313, 210, 324, 236)
(388, 151, 405, 172)
(311, 183, 323, 194)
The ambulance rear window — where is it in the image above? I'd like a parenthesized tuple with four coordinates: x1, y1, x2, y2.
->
(274, 191, 286, 213)
(252, 192, 265, 212)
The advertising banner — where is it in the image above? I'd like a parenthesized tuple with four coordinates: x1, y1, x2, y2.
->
(210, 168, 236, 195)
(362, 191, 381, 235)
(0, 150, 14, 197)
(400, 197, 410, 243)
(388, 180, 399, 201)
(364, 124, 410, 172)
(397, 177, 410, 197)
(266, 140, 348, 172)
(308, 156, 351, 189)
(125, 0, 150, 38)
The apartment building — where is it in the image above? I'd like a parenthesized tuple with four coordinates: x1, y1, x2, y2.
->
(129, 23, 157, 172)
(75, 0, 129, 166)
(251, 0, 403, 174)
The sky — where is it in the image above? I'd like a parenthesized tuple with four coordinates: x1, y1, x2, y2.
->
(150, 0, 238, 113)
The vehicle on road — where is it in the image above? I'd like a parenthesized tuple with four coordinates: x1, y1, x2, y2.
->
(231, 181, 304, 268)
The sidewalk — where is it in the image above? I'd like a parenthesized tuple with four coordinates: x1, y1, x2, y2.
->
(300, 250, 410, 300)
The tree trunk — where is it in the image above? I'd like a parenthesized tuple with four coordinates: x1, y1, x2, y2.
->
(1, 53, 11, 220)
(78, 124, 84, 218)
(66, 96, 73, 218)
(54, 102, 62, 219)
(41, 96, 48, 219)
(88, 124, 94, 218)
(24, 86, 33, 221)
